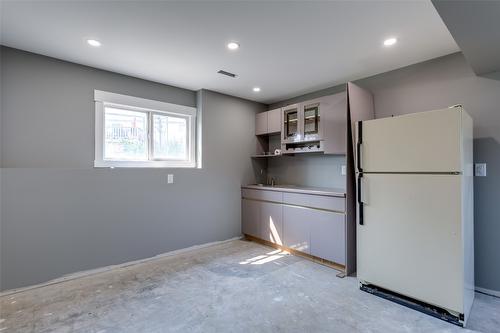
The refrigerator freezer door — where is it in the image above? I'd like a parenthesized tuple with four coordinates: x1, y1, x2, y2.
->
(360, 108, 462, 173)
(357, 174, 463, 314)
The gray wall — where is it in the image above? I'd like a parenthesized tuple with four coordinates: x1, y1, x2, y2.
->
(355, 52, 500, 293)
(267, 155, 346, 189)
(0, 47, 266, 290)
(269, 84, 346, 110)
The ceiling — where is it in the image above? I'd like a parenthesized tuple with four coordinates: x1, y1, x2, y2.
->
(432, 0, 500, 77)
(0, 1, 459, 104)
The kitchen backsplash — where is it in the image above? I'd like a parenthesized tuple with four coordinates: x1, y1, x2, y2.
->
(266, 154, 346, 189)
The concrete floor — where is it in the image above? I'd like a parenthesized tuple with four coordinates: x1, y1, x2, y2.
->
(1, 240, 499, 333)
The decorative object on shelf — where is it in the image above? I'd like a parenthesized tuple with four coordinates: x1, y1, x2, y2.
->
(274, 149, 281, 156)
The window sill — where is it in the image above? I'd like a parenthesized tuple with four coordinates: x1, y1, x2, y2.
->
(94, 160, 197, 169)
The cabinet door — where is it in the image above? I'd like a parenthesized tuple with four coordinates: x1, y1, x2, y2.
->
(321, 92, 347, 154)
(302, 101, 321, 141)
(283, 206, 310, 254)
(282, 104, 300, 142)
(255, 112, 268, 135)
(310, 211, 346, 265)
(260, 202, 283, 245)
(242, 199, 260, 237)
(267, 108, 281, 134)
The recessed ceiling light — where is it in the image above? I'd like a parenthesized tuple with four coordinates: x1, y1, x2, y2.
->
(227, 42, 240, 50)
(87, 39, 101, 47)
(383, 37, 397, 47)
(253, 87, 261, 92)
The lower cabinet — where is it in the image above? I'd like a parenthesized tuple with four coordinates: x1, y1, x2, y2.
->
(242, 190, 346, 267)
(242, 198, 260, 238)
(283, 206, 311, 254)
(260, 201, 283, 245)
(309, 210, 346, 265)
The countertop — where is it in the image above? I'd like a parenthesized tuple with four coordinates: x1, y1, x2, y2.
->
(242, 184, 346, 197)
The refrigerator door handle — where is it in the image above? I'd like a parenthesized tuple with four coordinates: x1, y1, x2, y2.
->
(358, 173, 364, 225)
(356, 142, 362, 172)
(357, 121, 363, 172)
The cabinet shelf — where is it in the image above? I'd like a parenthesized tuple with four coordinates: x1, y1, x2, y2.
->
(251, 154, 282, 158)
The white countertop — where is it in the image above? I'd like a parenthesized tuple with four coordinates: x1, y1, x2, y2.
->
(242, 184, 346, 197)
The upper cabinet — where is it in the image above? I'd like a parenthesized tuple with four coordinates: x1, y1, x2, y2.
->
(280, 92, 347, 155)
(267, 108, 281, 134)
(255, 108, 281, 135)
(253, 91, 350, 155)
(255, 112, 268, 135)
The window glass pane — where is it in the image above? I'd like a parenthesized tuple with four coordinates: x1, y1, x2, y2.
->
(153, 114, 187, 160)
(284, 109, 298, 138)
(104, 107, 148, 160)
(304, 106, 319, 134)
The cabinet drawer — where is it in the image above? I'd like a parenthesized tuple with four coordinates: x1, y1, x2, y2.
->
(241, 189, 282, 203)
(282, 193, 345, 212)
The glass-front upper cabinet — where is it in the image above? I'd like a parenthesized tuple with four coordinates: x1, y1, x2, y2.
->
(283, 104, 300, 142)
(303, 102, 320, 140)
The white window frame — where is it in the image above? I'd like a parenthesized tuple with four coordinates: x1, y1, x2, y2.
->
(94, 90, 197, 168)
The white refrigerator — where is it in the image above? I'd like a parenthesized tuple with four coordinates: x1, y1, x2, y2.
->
(356, 106, 474, 326)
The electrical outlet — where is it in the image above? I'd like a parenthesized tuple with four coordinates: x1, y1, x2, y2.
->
(167, 174, 174, 184)
(341, 165, 347, 176)
(475, 163, 487, 177)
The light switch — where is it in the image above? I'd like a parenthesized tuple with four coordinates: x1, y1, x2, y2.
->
(341, 165, 347, 176)
(167, 174, 174, 183)
(475, 163, 487, 177)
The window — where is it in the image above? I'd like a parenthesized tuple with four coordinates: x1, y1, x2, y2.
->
(94, 90, 197, 168)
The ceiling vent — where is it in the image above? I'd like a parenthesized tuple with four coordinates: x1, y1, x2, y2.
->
(217, 70, 237, 78)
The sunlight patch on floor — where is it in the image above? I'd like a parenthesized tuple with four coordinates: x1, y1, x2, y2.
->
(239, 249, 289, 265)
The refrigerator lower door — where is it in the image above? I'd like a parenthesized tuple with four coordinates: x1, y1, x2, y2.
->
(357, 174, 463, 315)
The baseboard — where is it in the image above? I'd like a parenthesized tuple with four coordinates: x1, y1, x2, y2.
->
(0, 236, 243, 297)
(475, 286, 500, 298)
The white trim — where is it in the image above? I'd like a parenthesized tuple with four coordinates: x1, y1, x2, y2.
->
(94, 101, 105, 166)
(196, 90, 203, 169)
(93, 159, 196, 168)
(475, 286, 500, 298)
(0, 236, 243, 297)
(94, 90, 196, 116)
(93, 90, 197, 168)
